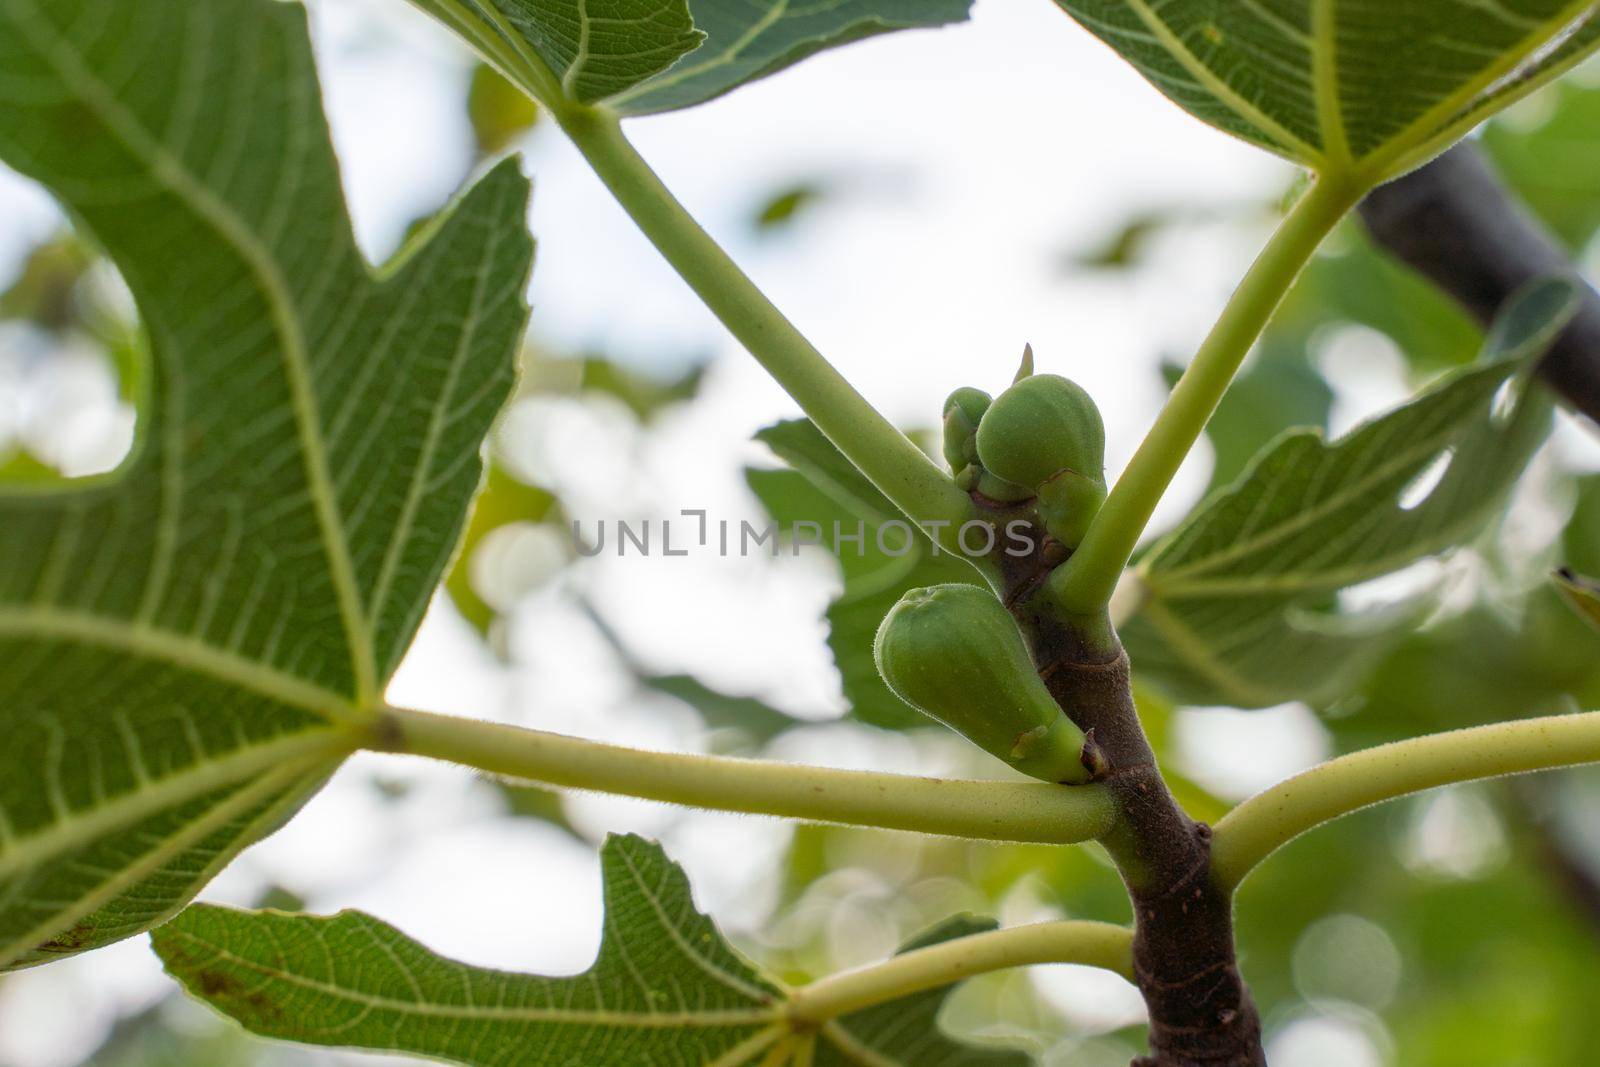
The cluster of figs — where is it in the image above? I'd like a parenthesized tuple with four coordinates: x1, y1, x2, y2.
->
(873, 362, 1109, 785)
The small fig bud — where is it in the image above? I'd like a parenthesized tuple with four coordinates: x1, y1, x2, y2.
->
(976, 373, 1105, 489)
(874, 584, 1091, 783)
(942, 387, 991, 474)
(976, 374, 1107, 546)
(944, 387, 1031, 502)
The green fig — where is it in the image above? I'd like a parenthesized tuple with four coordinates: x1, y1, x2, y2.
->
(975, 373, 1107, 545)
(874, 584, 1091, 783)
(942, 387, 991, 471)
(976, 373, 1105, 488)
(943, 387, 1031, 502)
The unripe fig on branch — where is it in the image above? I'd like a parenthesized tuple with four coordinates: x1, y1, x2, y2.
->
(942, 387, 990, 474)
(975, 373, 1108, 548)
(942, 387, 1031, 502)
(874, 584, 1093, 784)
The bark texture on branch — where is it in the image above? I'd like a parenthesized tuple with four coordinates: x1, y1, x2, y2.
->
(1044, 642, 1262, 1066)
(1360, 144, 1600, 423)
(994, 522, 1264, 1066)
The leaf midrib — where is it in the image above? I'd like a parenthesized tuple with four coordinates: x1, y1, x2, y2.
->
(1355, 0, 1600, 178)
(1134, 599, 1288, 708)
(1387, 5, 1600, 178)
(1312, 0, 1351, 165)
(1149, 516, 1464, 598)
(162, 920, 781, 1029)
(10, 0, 378, 699)
(1120, 0, 1325, 164)
(614, 843, 781, 1005)
(1, 752, 337, 970)
(0, 729, 353, 881)
(607, 0, 790, 109)
(1146, 392, 1481, 586)
(446, 0, 564, 105)
(1098, 0, 1600, 181)
(561, 0, 593, 97)
(703, 1026, 788, 1067)
(0, 607, 355, 714)
(367, 216, 501, 634)
(821, 1020, 901, 1067)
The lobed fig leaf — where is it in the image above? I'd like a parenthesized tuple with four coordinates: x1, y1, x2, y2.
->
(1124, 279, 1577, 708)
(409, 0, 974, 116)
(1053, 0, 1600, 184)
(0, 0, 534, 969)
(155, 834, 1025, 1065)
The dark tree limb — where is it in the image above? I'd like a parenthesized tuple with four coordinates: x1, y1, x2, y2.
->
(991, 515, 1264, 1067)
(1360, 143, 1600, 423)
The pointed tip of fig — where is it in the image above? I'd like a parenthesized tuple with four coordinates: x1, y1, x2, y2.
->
(1014, 343, 1035, 384)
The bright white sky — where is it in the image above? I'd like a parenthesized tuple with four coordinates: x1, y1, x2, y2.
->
(1, 1, 1528, 1063)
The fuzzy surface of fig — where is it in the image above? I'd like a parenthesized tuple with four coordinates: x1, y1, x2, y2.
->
(975, 373, 1106, 490)
(874, 583, 1091, 783)
(943, 386, 1032, 501)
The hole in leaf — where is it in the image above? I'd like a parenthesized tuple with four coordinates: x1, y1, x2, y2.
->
(1490, 376, 1520, 426)
(1398, 448, 1454, 511)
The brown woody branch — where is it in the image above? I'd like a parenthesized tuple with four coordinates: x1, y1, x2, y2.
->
(1360, 143, 1600, 423)
(993, 515, 1265, 1067)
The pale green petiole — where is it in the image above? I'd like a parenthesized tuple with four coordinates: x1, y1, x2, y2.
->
(1049, 175, 1364, 616)
(1211, 708, 1600, 891)
(786, 920, 1134, 1023)
(378, 706, 1119, 844)
(556, 105, 981, 564)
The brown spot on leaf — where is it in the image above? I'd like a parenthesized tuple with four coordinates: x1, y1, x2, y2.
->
(196, 968, 241, 999)
(35, 918, 97, 955)
(191, 968, 288, 1027)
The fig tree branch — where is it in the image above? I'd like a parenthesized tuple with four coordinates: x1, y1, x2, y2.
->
(1210, 708, 1600, 891)
(376, 706, 1119, 844)
(1361, 143, 1600, 423)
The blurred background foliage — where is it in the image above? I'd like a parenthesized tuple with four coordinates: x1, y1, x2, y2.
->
(1, 27, 1598, 1067)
